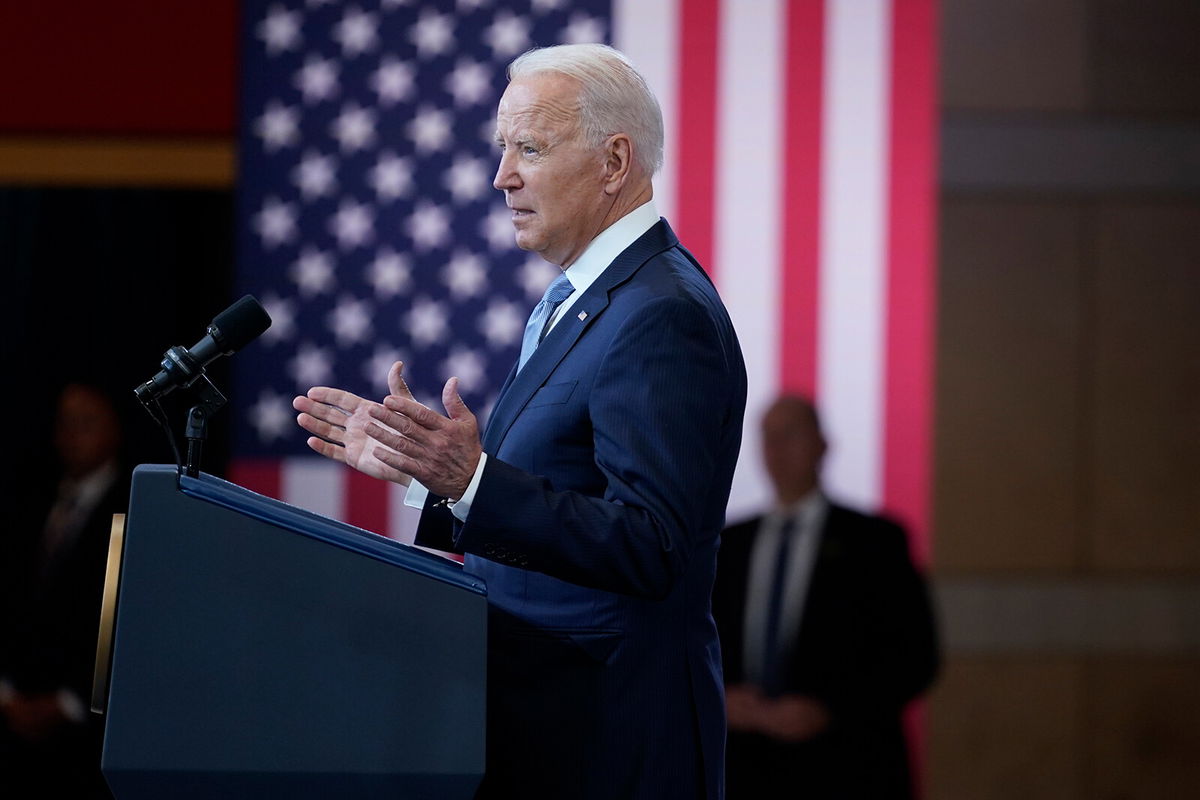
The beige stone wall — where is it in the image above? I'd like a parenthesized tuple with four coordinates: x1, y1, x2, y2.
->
(929, 1, 1200, 797)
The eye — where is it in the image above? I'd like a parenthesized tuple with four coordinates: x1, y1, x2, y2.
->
(522, 145, 538, 156)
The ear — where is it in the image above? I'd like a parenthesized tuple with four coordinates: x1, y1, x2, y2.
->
(601, 133, 634, 195)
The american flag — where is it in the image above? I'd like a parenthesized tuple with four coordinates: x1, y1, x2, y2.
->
(230, 0, 936, 569)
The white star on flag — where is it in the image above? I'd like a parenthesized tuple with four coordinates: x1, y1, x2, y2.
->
(367, 151, 414, 200)
(291, 246, 336, 295)
(364, 345, 406, 393)
(328, 296, 374, 345)
(295, 56, 340, 104)
(561, 13, 605, 45)
(331, 102, 378, 152)
(444, 155, 491, 204)
(484, 11, 531, 59)
(480, 298, 525, 348)
(406, 201, 451, 251)
(367, 247, 412, 297)
(405, 297, 449, 346)
(408, 106, 452, 153)
(292, 150, 338, 200)
(482, 203, 518, 252)
(249, 390, 293, 442)
(255, 101, 300, 151)
(289, 343, 335, 387)
(333, 7, 379, 57)
(254, 196, 298, 248)
(371, 57, 416, 106)
(257, 4, 303, 55)
(446, 58, 493, 107)
(441, 347, 487, 388)
(443, 249, 487, 298)
(410, 9, 455, 58)
(260, 294, 297, 344)
(519, 255, 561, 299)
(330, 199, 375, 250)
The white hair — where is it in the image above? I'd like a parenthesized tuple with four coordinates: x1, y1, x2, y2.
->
(508, 43, 664, 176)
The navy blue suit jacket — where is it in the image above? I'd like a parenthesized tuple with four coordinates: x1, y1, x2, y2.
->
(417, 219, 746, 799)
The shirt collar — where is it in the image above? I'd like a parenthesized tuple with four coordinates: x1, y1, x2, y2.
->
(562, 199, 660, 295)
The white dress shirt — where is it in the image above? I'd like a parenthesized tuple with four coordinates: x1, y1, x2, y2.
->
(741, 490, 830, 685)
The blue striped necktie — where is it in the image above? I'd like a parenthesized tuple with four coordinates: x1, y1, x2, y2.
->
(518, 272, 574, 372)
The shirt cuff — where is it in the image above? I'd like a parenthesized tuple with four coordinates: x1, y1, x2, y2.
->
(403, 479, 429, 509)
(402, 452, 487, 522)
(450, 452, 487, 522)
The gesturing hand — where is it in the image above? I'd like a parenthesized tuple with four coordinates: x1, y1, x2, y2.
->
(363, 375, 482, 501)
(292, 361, 416, 486)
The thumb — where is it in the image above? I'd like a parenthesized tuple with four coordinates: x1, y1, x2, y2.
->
(387, 361, 411, 399)
(442, 377, 473, 421)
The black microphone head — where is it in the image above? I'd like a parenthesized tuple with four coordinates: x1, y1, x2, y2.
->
(209, 295, 272, 354)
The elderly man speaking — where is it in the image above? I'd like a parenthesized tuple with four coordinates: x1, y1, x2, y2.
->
(294, 43, 746, 800)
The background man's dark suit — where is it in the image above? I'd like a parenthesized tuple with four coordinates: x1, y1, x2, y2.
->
(1, 383, 128, 799)
(714, 504, 939, 798)
(417, 218, 746, 800)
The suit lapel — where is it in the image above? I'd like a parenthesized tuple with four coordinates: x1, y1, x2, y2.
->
(482, 219, 678, 453)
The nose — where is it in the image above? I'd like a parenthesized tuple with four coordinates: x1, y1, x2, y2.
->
(493, 149, 521, 192)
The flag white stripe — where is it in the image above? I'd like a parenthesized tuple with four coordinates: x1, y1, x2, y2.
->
(818, 0, 891, 508)
(715, 0, 786, 521)
(614, 0, 679, 223)
(282, 458, 345, 521)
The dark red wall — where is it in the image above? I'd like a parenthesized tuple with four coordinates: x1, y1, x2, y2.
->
(0, 2, 238, 135)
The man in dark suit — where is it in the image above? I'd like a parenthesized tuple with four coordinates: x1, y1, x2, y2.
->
(713, 395, 939, 799)
(1, 382, 128, 799)
(293, 44, 746, 800)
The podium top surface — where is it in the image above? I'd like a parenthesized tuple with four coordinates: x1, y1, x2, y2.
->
(135, 464, 484, 595)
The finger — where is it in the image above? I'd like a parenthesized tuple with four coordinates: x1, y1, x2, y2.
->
(293, 395, 347, 424)
(364, 419, 420, 455)
(297, 412, 345, 444)
(387, 361, 414, 400)
(304, 435, 349, 464)
(371, 444, 425, 483)
(367, 404, 435, 447)
(306, 386, 364, 412)
(442, 377, 474, 422)
(383, 394, 447, 432)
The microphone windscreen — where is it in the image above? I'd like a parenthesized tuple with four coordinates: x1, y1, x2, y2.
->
(211, 295, 272, 352)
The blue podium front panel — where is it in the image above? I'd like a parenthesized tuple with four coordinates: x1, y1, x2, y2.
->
(100, 466, 486, 800)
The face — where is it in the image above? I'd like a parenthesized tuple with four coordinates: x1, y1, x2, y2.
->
(761, 398, 825, 503)
(493, 73, 611, 267)
(55, 385, 121, 479)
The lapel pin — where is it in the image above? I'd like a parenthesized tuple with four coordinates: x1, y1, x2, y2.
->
(577, 310, 588, 321)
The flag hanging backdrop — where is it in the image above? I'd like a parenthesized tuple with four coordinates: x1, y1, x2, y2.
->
(230, 0, 936, 569)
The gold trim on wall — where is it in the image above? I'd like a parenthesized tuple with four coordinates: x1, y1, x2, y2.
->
(0, 137, 235, 187)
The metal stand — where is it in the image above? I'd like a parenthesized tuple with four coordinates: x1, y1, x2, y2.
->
(183, 376, 227, 478)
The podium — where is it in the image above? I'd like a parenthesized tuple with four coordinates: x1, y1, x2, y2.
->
(95, 465, 487, 800)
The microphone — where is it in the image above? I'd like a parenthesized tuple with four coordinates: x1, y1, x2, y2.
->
(135, 295, 272, 403)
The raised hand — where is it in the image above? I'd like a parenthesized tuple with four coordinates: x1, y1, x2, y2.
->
(364, 375, 482, 500)
(292, 361, 417, 486)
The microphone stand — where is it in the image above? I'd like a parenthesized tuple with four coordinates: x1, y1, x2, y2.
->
(183, 375, 227, 478)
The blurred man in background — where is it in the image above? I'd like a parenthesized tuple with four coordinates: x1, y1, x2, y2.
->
(713, 395, 939, 799)
(1, 382, 127, 799)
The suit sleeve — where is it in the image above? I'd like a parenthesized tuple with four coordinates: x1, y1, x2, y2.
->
(451, 292, 742, 599)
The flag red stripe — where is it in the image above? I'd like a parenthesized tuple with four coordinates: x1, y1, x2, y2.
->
(227, 458, 282, 501)
(883, 0, 936, 567)
(778, 0, 825, 397)
(673, 0, 720, 277)
(345, 469, 390, 535)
